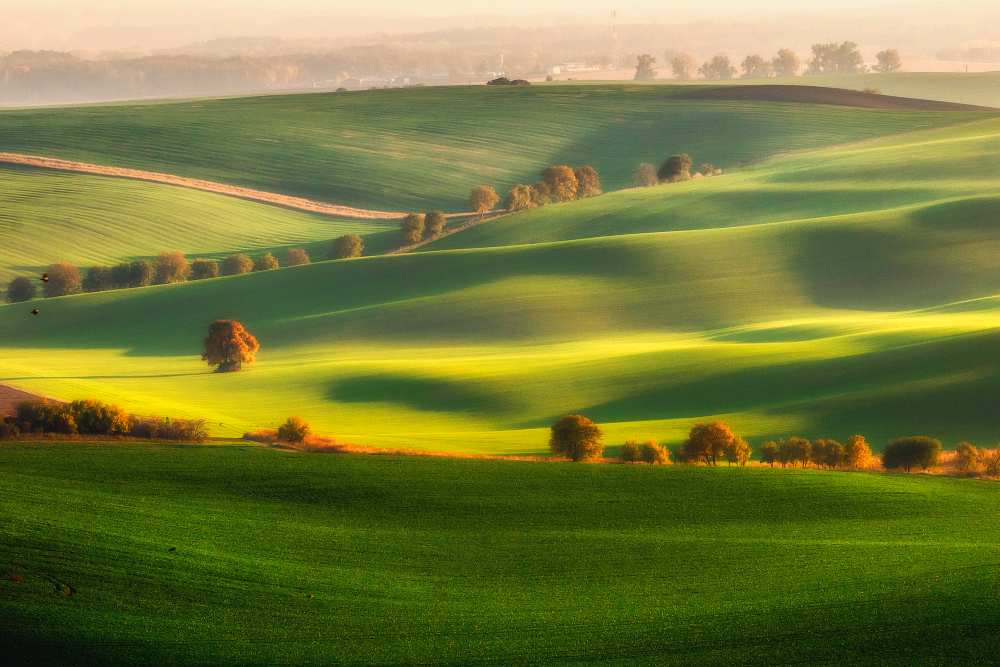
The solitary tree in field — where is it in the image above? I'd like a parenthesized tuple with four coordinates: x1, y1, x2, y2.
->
(470, 186, 500, 216)
(681, 421, 738, 466)
(277, 416, 311, 444)
(286, 248, 311, 267)
(542, 165, 579, 202)
(43, 262, 82, 297)
(844, 434, 873, 469)
(156, 251, 190, 284)
(550, 414, 604, 462)
(401, 213, 426, 245)
(574, 165, 602, 198)
(190, 258, 220, 280)
(772, 49, 801, 77)
(658, 154, 692, 183)
(874, 49, 903, 73)
(330, 234, 364, 259)
(254, 252, 280, 271)
(634, 54, 657, 81)
(222, 254, 255, 276)
(671, 54, 698, 81)
(202, 319, 260, 372)
(424, 211, 447, 239)
(6, 277, 36, 303)
(882, 436, 941, 472)
(633, 163, 658, 187)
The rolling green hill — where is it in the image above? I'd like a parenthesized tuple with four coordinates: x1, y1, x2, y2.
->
(0, 165, 396, 284)
(1, 89, 998, 454)
(3, 443, 1000, 665)
(0, 84, 984, 211)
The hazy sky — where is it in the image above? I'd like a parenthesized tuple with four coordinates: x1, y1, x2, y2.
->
(0, 0, 993, 51)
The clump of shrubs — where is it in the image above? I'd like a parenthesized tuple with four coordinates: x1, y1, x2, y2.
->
(504, 164, 603, 212)
(277, 416, 311, 444)
(619, 440, 669, 464)
(330, 234, 364, 259)
(9, 399, 206, 442)
(632, 154, 723, 188)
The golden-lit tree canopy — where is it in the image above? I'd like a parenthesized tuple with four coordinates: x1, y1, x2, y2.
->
(202, 319, 260, 372)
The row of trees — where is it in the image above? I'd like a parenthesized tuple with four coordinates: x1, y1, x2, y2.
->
(400, 211, 448, 245)
(504, 165, 603, 213)
(6, 234, 367, 303)
(636, 44, 903, 81)
(549, 416, 962, 475)
(1, 398, 208, 442)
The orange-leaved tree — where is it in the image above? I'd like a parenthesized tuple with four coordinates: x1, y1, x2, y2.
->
(202, 320, 260, 372)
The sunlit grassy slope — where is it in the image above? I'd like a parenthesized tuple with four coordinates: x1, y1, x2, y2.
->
(4, 443, 1000, 665)
(2, 117, 1000, 452)
(0, 84, 982, 210)
(0, 165, 395, 283)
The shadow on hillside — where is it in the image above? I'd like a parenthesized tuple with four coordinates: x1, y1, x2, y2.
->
(327, 372, 521, 415)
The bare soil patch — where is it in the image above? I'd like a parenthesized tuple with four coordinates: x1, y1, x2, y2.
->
(0, 385, 50, 417)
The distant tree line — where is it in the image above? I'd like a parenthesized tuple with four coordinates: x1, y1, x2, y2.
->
(636, 44, 903, 82)
(548, 415, 989, 477)
(0, 398, 207, 442)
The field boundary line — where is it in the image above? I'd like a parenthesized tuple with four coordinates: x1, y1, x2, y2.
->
(0, 151, 473, 221)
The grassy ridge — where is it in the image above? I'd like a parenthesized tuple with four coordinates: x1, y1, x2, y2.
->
(2, 443, 999, 665)
(2, 190, 999, 450)
(0, 165, 395, 283)
(427, 116, 1000, 249)
(0, 85, 980, 210)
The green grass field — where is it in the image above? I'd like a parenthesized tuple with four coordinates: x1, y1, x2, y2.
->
(2, 443, 999, 665)
(1, 98, 998, 453)
(0, 84, 984, 211)
(0, 165, 396, 283)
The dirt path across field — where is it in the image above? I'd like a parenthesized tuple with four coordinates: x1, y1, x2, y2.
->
(0, 152, 472, 221)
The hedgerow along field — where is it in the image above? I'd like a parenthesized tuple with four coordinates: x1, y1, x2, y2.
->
(0, 165, 397, 283)
(0, 84, 985, 211)
(2, 443, 999, 665)
(2, 109, 1000, 451)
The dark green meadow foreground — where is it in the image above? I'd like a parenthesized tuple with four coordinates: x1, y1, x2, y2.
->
(2, 443, 999, 665)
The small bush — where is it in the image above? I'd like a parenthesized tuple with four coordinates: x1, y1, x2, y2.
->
(6, 277, 36, 303)
(286, 248, 311, 266)
(954, 442, 981, 472)
(330, 234, 364, 259)
(401, 213, 426, 244)
(657, 154, 693, 183)
(69, 399, 129, 435)
(619, 440, 642, 463)
(277, 417, 311, 444)
(633, 163, 658, 187)
(155, 251, 190, 284)
(128, 415, 208, 442)
(83, 266, 114, 292)
(43, 262, 82, 297)
(550, 414, 603, 462)
(424, 211, 447, 239)
(254, 252, 280, 271)
(222, 254, 254, 275)
(640, 441, 670, 465)
(0, 421, 20, 440)
(883, 436, 942, 472)
(190, 258, 221, 280)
